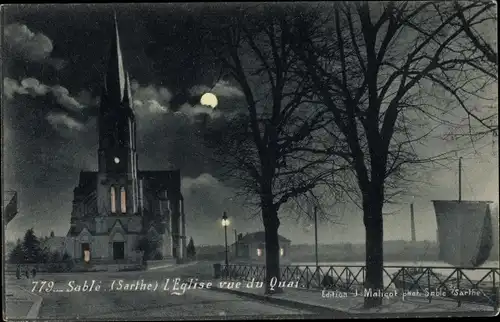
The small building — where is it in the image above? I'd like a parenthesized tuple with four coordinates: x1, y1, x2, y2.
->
(230, 232, 291, 264)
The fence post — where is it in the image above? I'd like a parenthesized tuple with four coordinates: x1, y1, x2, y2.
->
(362, 266, 365, 292)
(306, 267, 310, 288)
(493, 270, 498, 311)
(346, 269, 350, 291)
(401, 268, 405, 296)
(427, 268, 432, 303)
(317, 266, 321, 289)
(457, 270, 462, 307)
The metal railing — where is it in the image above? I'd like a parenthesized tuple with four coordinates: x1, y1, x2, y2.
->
(221, 264, 499, 309)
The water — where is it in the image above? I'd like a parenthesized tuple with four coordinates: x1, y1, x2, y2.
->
(293, 260, 499, 268)
(291, 260, 499, 285)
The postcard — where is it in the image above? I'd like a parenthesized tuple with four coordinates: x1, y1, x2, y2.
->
(2, 2, 498, 320)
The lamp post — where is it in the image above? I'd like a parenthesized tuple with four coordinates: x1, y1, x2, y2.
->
(222, 212, 229, 267)
(410, 197, 416, 243)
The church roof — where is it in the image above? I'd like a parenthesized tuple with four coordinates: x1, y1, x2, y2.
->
(140, 170, 181, 196)
(67, 221, 131, 236)
(67, 217, 166, 237)
(78, 171, 97, 187)
(75, 171, 98, 195)
(140, 170, 180, 183)
(233, 231, 291, 245)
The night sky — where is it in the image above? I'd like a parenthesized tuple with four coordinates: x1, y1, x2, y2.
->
(3, 4, 498, 245)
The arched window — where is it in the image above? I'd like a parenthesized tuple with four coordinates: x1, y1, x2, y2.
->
(121, 187, 126, 213)
(110, 186, 116, 213)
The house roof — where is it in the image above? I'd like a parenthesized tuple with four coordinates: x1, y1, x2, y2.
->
(67, 217, 166, 237)
(75, 171, 98, 195)
(235, 231, 291, 245)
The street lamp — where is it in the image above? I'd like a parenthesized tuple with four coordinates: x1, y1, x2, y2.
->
(222, 212, 230, 267)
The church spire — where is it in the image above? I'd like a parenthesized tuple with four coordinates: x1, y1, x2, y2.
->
(123, 71, 132, 106)
(104, 12, 126, 103)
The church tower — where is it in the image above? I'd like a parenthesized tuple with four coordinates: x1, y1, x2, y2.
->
(97, 15, 139, 216)
(65, 14, 185, 267)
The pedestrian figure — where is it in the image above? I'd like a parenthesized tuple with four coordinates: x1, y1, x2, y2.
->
(25, 266, 29, 279)
(16, 264, 21, 280)
(32, 266, 37, 278)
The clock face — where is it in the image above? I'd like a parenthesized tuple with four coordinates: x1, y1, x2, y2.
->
(114, 157, 120, 164)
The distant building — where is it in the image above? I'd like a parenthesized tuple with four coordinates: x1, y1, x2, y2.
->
(230, 232, 291, 264)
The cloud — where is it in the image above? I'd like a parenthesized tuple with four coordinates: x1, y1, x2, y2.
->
(131, 80, 172, 116)
(177, 103, 222, 120)
(182, 173, 223, 191)
(46, 112, 84, 131)
(5, 23, 66, 69)
(189, 80, 244, 98)
(52, 85, 84, 111)
(4, 77, 96, 133)
(130, 80, 225, 125)
(133, 99, 168, 114)
(4, 77, 90, 112)
(124, 80, 239, 123)
(3, 77, 27, 99)
(20, 78, 51, 96)
(76, 89, 100, 107)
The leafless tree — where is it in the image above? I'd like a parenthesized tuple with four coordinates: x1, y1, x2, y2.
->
(288, 1, 497, 308)
(454, 0, 498, 67)
(450, 0, 498, 139)
(200, 6, 348, 294)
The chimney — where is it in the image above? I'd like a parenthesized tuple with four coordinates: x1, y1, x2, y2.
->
(238, 233, 243, 241)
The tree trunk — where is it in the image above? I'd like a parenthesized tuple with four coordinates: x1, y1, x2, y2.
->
(262, 204, 282, 294)
(363, 194, 384, 309)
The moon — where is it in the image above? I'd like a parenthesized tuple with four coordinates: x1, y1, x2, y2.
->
(200, 92, 218, 108)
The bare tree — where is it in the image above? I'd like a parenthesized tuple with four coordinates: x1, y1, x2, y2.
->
(201, 6, 346, 294)
(289, 1, 497, 308)
(453, 0, 498, 67)
(450, 0, 498, 138)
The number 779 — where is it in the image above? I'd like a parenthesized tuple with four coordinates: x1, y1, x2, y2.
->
(31, 281, 54, 292)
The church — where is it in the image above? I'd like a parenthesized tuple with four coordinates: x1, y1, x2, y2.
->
(64, 17, 186, 268)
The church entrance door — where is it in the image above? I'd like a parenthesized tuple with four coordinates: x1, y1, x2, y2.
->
(81, 243, 90, 261)
(113, 242, 125, 260)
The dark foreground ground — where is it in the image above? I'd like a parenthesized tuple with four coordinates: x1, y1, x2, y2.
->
(5, 262, 322, 319)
